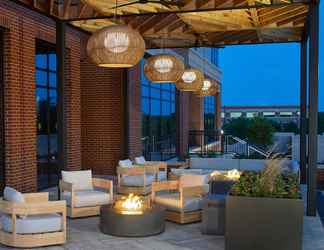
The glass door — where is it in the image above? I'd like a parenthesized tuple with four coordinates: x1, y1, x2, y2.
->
(35, 41, 58, 190)
(0, 31, 4, 193)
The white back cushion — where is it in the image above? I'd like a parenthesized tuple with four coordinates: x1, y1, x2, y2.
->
(4, 186, 25, 203)
(190, 158, 240, 170)
(61, 170, 93, 191)
(239, 160, 266, 171)
(179, 174, 208, 187)
(134, 156, 146, 165)
(119, 159, 133, 168)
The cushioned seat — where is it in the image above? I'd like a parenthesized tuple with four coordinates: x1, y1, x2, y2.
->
(158, 171, 167, 181)
(154, 192, 203, 212)
(62, 190, 110, 208)
(120, 174, 155, 187)
(1, 213, 62, 234)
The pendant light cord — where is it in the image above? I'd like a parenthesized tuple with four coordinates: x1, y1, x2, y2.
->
(114, 0, 117, 24)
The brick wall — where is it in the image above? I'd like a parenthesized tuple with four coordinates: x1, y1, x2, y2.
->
(80, 35, 126, 175)
(127, 64, 142, 159)
(0, 0, 81, 192)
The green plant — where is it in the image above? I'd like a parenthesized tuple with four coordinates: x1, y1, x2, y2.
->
(230, 156, 300, 199)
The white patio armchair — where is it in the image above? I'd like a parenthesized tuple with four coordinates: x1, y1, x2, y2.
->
(0, 187, 66, 248)
(59, 170, 113, 218)
(152, 174, 209, 224)
(117, 159, 160, 195)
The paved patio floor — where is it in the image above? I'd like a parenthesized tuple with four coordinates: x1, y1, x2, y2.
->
(0, 214, 323, 250)
(1, 185, 324, 250)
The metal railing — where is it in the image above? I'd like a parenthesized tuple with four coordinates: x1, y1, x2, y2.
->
(142, 134, 176, 161)
(188, 130, 222, 157)
(223, 135, 268, 158)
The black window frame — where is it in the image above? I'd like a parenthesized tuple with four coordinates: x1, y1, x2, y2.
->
(35, 40, 58, 190)
(204, 96, 216, 130)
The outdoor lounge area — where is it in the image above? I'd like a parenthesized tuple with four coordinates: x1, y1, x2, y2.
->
(0, 0, 322, 249)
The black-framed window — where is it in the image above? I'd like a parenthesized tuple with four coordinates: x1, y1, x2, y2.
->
(204, 96, 216, 130)
(35, 40, 58, 189)
(141, 60, 176, 141)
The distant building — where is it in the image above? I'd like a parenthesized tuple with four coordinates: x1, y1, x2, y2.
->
(222, 105, 300, 125)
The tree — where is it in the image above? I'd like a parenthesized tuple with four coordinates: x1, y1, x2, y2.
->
(282, 121, 299, 134)
(222, 117, 250, 139)
(247, 117, 275, 147)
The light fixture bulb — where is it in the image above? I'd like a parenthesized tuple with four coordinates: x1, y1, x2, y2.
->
(182, 71, 197, 83)
(104, 32, 130, 53)
(154, 58, 174, 73)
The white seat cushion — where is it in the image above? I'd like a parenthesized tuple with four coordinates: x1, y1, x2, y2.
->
(62, 190, 110, 208)
(158, 171, 167, 181)
(61, 170, 93, 191)
(135, 156, 146, 165)
(119, 159, 133, 168)
(121, 174, 155, 187)
(154, 192, 203, 212)
(1, 214, 62, 234)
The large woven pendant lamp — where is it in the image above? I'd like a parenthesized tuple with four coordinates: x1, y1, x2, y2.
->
(195, 79, 220, 97)
(176, 68, 204, 91)
(144, 54, 184, 83)
(86, 24, 145, 68)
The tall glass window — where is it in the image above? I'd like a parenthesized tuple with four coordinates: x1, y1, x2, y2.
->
(35, 41, 58, 190)
(141, 61, 176, 139)
(141, 60, 176, 160)
(204, 96, 215, 130)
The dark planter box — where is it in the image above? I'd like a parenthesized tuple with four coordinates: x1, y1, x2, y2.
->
(225, 195, 304, 250)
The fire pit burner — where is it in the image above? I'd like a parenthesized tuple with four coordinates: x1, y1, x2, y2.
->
(100, 194, 165, 237)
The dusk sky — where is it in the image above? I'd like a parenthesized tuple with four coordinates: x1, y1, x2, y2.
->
(220, 3, 323, 111)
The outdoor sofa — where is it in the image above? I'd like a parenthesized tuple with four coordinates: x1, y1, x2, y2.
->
(170, 158, 300, 180)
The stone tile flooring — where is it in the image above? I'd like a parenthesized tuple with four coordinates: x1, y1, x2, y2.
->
(0, 215, 323, 250)
(1, 185, 324, 249)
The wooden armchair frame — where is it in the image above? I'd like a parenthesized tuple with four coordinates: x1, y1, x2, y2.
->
(0, 192, 66, 248)
(145, 161, 168, 181)
(59, 178, 113, 218)
(117, 165, 160, 195)
(152, 180, 209, 224)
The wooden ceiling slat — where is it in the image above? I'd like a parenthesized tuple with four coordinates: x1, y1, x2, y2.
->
(16, 0, 311, 48)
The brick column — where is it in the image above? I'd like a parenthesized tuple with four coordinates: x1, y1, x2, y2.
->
(189, 93, 204, 147)
(81, 57, 125, 175)
(127, 64, 142, 159)
(0, 0, 82, 191)
(176, 91, 189, 160)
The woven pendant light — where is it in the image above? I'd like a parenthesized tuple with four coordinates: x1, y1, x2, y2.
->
(195, 79, 220, 97)
(144, 54, 184, 83)
(176, 68, 204, 92)
(87, 24, 145, 68)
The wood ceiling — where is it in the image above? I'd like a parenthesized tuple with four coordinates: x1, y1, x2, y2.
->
(17, 0, 311, 48)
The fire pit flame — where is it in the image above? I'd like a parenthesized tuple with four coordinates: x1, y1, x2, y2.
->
(115, 194, 145, 215)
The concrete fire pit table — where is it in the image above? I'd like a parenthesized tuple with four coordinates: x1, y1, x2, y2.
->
(100, 204, 166, 237)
